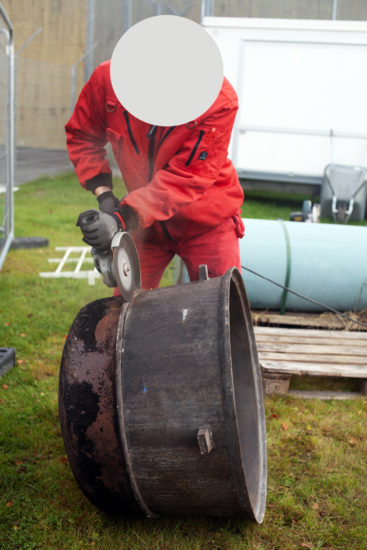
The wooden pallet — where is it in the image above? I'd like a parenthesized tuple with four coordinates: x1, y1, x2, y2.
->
(254, 327, 367, 399)
(252, 311, 367, 331)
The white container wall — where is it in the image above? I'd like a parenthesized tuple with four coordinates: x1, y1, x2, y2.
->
(203, 18, 367, 183)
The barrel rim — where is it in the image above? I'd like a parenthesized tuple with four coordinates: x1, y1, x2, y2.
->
(219, 267, 267, 524)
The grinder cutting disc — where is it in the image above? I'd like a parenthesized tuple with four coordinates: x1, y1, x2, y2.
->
(111, 232, 141, 302)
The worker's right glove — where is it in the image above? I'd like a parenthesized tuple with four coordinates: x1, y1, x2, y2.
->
(97, 190, 120, 214)
(76, 209, 123, 250)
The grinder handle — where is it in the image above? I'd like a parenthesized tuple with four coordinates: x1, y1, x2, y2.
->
(76, 209, 100, 228)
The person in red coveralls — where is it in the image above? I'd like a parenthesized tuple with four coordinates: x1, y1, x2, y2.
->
(65, 16, 244, 291)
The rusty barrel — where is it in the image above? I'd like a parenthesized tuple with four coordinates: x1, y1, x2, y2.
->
(59, 267, 267, 522)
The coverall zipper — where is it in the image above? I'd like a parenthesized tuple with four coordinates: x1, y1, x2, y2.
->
(158, 126, 176, 149)
(123, 111, 140, 154)
(148, 125, 175, 241)
(185, 130, 204, 166)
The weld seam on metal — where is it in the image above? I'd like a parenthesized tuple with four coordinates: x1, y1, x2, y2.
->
(115, 302, 158, 519)
(279, 220, 291, 315)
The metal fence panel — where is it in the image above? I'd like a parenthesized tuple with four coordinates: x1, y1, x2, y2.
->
(0, 4, 14, 271)
(6, 0, 367, 152)
(212, 0, 367, 20)
(92, 0, 201, 70)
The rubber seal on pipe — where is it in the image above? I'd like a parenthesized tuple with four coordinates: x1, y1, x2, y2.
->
(279, 220, 291, 315)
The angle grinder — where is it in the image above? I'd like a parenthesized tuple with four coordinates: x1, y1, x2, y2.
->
(77, 210, 141, 302)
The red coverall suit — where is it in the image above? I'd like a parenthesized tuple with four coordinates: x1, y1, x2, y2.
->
(65, 61, 245, 290)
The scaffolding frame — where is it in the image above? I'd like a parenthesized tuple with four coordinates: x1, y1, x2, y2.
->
(0, 3, 14, 271)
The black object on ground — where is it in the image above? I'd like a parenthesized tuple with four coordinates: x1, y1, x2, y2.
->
(0, 347, 16, 377)
(10, 237, 49, 249)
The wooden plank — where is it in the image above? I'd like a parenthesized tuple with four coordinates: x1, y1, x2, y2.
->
(253, 314, 347, 330)
(260, 360, 366, 378)
(289, 390, 360, 400)
(255, 334, 367, 347)
(257, 342, 367, 356)
(254, 327, 367, 341)
(252, 312, 367, 331)
(256, 326, 367, 393)
(258, 351, 367, 365)
(254, 326, 367, 340)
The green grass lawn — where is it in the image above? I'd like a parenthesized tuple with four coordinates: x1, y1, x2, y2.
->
(242, 188, 310, 220)
(0, 173, 366, 549)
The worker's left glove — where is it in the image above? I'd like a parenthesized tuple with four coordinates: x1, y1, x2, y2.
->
(97, 190, 120, 214)
(76, 209, 124, 250)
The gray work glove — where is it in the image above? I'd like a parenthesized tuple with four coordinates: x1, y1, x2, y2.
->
(97, 190, 120, 214)
(76, 209, 120, 250)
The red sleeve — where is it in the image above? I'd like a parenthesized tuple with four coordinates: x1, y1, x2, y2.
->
(65, 64, 112, 188)
(123, 91, 238, 229)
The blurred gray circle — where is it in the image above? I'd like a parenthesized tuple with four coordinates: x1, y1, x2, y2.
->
(110, 15, 223, 126)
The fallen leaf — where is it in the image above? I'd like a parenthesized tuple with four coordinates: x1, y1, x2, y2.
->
(2, 384, 8, 390)
(19, 333, 26, 338)
(4, 322, 10, 327)
(13, 525, 18, 530)
(306, 424, 312, 431)
(281, 422, 288, 431)
(269, 413, 277, 419)
(6, 502, 13, 507)
(60, 457, 68, 464)
(349, 437, 357, 446)
(312, 502, 319, 510)
(301, 543, 313, 549)
(0, 399, 4, 404)
(17, 359, 25, 365)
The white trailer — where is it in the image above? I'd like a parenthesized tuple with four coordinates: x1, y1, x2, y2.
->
(203, 17, 367, 191)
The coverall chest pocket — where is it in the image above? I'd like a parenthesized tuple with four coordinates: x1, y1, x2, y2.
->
(182, 127, 224, 180)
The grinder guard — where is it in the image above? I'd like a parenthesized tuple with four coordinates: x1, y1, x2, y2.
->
(92, 230, 141, 301)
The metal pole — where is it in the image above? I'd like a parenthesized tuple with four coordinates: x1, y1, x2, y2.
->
(0, 3, 16, 373)
(16, 26, 42, 55)
(8, 27, 14, 249)
(123, 0, 132, 34)
(85, 0, 96, 80)
(0, 3, 14, 270)
(151, 1, 164, 16)
(332, 0, 338, 20)
(201, 0, 214, 21)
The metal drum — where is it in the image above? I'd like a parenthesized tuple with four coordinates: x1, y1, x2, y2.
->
(59, 267, 267, 522)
